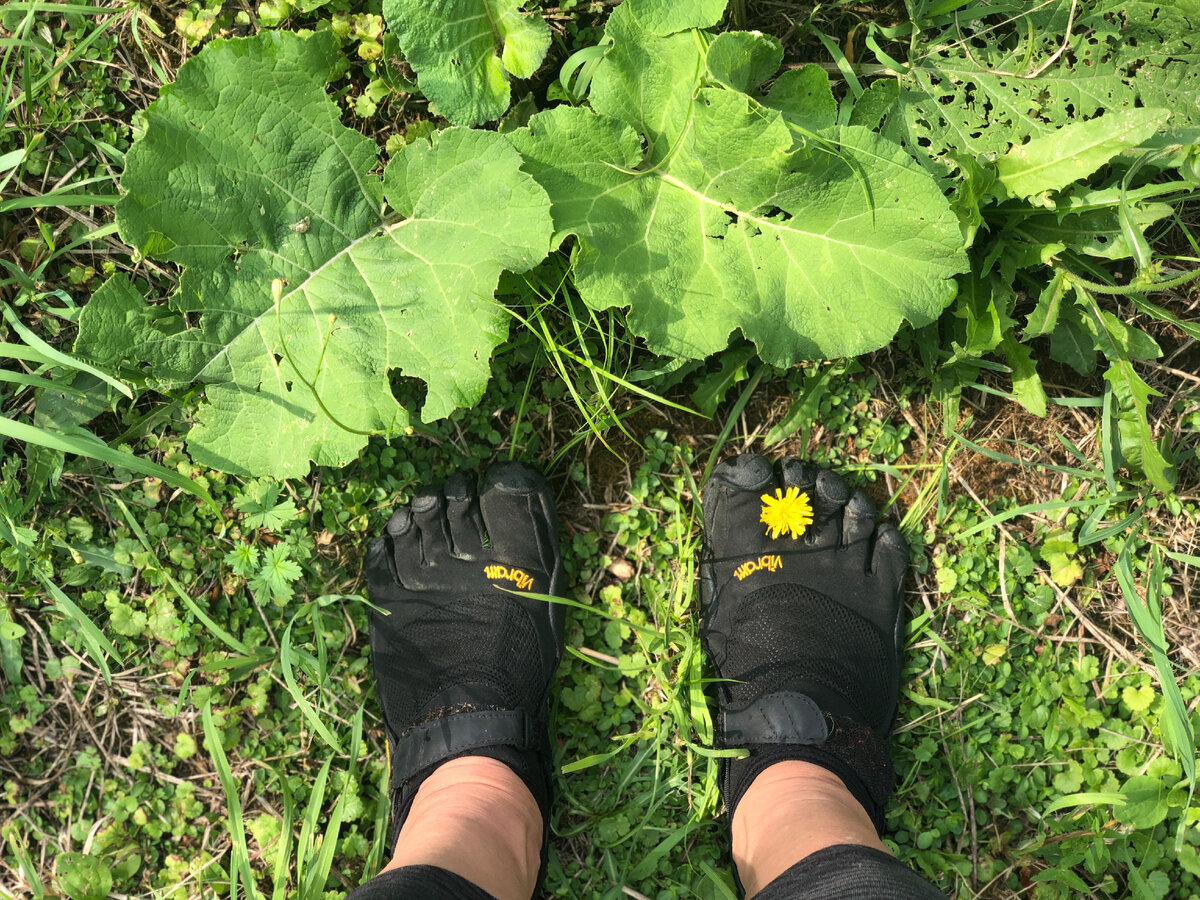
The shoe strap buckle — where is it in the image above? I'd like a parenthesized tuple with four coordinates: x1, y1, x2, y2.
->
(719, 691, 830, 747)
(390, 709, 537, 789)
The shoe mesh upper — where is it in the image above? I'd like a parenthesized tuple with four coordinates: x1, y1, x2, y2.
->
(374, 592, 545, 734)
(718, 583, 895, 732)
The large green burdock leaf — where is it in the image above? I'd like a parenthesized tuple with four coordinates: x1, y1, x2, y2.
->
(625, 0, 727, 36)
(83, 32, 552, 477)
(383, 0, 551, 126)
(511, 7, 968, 362)
(587, 3, 707, 163)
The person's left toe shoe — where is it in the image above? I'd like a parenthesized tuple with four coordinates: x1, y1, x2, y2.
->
(365, 462, 564, 882)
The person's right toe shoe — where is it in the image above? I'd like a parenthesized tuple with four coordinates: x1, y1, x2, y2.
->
(700, 453, 910, 833)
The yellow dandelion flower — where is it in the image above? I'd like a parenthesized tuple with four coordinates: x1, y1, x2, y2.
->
(759, 487, 814, 540)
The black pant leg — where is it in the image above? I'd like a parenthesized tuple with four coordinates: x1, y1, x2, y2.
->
(345, 865, 498, 900)
(754, 844, 946, 900)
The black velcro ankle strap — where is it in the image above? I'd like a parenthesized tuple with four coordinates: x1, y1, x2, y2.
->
(390, 710, 537, 790)
(720, 692, 829, 747)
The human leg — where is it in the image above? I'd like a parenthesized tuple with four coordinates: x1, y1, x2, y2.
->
(378, 757, 541, 900)
(731, 761, 884, 896)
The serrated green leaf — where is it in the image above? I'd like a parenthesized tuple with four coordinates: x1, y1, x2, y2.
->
(705, 31, 781, 93)
(1045, 553, 1082, 588)
(888, 1, 1198, 175)
(383, 0, 551, 126)
(252, 544, 303, 605)
(1104, 360, 1176, 491)
(1093, 311, 1163, 361)
(764, 366, 831, 447)
(997, 108, 1171, 199)
(1030, 867, 1090, 892)
(958, 272, 1012, 356)
(1040, 529, 1077, 557)
(1001, 334, 1047, 417)
(234, 481, 299, 531)
(1075, 295, 1174, 488)
(512, 95, 967, 362)
(690, 343, 755, 417)
(1016, 203, 1175, 262)
(1025, 270, 1067, 337)
(627, 0, 727, 35)
(224, 543, 261, 578)
(107, 597, 147, 637)
(95, 32, 553, 477)
(1132, 295, 1200, 341)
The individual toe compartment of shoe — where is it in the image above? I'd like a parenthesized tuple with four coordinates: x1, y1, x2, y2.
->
(841, 490, 877, 551)
(479, 461, 560, 584)
(411, 485, 453, 568)
(869, 523, 910, 655)
(382, 505, 424, 588)
(364, 534, 400, 601)
(808, 469, 852, 547)
(443, 471, 485, 560)
(871, 523, 910, 586)
(777, 457, 819, 494)
(703, 454, 777, 557)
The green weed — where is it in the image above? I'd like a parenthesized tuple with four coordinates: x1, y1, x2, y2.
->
(1, 0, 1198, 898)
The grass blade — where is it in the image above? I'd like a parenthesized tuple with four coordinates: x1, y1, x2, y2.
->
(1115, 540, 1198, 852)
(700, 365, 764, 487)
(0, 301, 130, 397)
(203, 702, 260, 900)
(280, 607, 344, 753)
(301, 708, 362, 896)
(0, 414, 218, 513)
(270, 777, 295, 900)
(296, 756, 332, 891)
(33, 569, 120, 682)
(953, 492, 1138, 540)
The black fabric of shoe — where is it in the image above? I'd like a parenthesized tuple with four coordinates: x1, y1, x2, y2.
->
(363, 462, 565, 898)
(699, 454, 910, 840)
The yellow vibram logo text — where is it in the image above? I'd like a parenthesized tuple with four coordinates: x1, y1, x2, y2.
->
(733, 555, 783, 581)
(484, 565, 535, 590)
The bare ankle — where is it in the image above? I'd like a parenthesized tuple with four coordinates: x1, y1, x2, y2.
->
(732, 761, 887, 898)
(383, 757, 542, 900)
